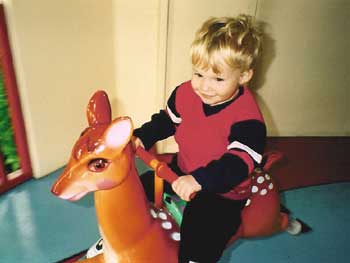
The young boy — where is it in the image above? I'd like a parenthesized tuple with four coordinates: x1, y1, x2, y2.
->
(134, 14, 266, 263)
(88, 14, 266, 262)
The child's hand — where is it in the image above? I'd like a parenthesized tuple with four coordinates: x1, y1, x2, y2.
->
(132, 136, 145, 150)
(172, 175, 202, 201)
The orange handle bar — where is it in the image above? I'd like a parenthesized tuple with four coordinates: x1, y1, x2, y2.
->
(135, 147, 196, 201)
(135, 147, 178, 184)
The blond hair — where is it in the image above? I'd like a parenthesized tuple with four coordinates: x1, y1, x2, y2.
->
(190, 14, 262, 73)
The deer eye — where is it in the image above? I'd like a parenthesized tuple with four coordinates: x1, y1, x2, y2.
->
(88, 158, 110, 172)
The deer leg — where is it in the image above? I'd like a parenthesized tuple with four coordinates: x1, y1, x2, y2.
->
(279, 205, 312, 234)
(280, 203, 291, 214)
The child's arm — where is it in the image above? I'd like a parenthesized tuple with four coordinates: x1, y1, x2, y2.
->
(133, 110, 175, 149)
(133, 86, 180, 150)
(192, 120, 266, 193)
(172, 175, 202, 201)
(131, 136, 145, 150)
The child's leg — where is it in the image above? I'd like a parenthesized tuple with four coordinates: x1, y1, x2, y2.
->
(178, 192, 246, 263)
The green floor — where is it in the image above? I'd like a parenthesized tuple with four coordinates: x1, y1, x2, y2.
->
(0, 161, 349, 263)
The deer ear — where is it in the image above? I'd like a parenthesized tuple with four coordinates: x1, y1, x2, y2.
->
(87, 90, 112, 126)
(103, 117, 133, 149)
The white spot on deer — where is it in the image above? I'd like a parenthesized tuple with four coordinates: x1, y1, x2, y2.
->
(252, 185, 259, 193)
(171, 232, 181, 241)
(257, 176, 265, 184)
(161, 221, 172, 230)
(158, 211, 167, 220)
(260, 189, 267, 195)
(150, 209, 157, 218)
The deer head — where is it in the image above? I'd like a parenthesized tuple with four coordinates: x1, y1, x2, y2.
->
(51, 91, 133, 201)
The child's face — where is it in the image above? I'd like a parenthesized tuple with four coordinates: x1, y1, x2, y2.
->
(191, 64, 252, 106)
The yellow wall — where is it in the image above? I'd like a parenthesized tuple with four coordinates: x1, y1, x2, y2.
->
(3, 0, 116, 177)
(112, 0, 168, 127)
(2, 0, 349, 178)
(255, 0, 350, 136)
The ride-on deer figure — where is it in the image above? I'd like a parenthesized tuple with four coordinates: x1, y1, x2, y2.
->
(51, 90, 290, 263)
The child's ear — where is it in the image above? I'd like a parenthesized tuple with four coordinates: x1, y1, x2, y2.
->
(239, 69, 254, 85)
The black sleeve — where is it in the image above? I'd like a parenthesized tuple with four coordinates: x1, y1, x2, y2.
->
(166, 85, 180, 119)
(133, 110, 176, 150)
(228, 120, 266, 156)
(133, 86, 181, 150)
(192, 120, 266, 193)
(192, 153, 248, 193)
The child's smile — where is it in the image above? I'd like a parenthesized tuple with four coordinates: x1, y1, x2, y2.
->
(191, 65, 250, 106)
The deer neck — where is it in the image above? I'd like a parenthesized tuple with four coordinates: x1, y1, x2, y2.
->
(94, 145, 153, 252)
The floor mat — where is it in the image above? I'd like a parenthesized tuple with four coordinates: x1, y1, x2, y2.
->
(1, 164, 349, 263)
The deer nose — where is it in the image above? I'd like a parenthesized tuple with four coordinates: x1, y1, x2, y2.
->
(51, 180, 64, 196)
(51, 168, 71, 196)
